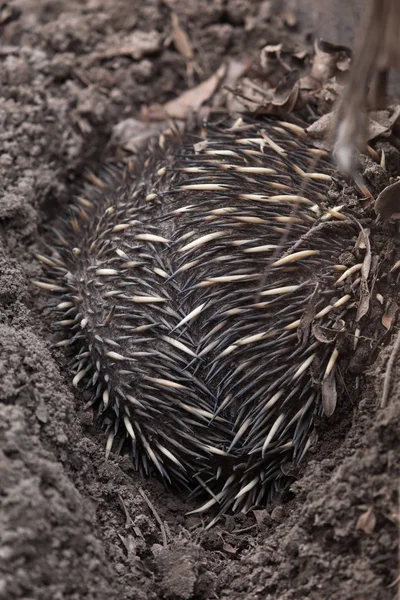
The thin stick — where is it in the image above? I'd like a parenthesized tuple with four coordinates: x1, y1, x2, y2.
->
(118, 493, 134, 529)
(139, 487, 168, 547)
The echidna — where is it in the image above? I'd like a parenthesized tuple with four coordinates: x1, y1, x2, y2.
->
(35, 114, 382, 521)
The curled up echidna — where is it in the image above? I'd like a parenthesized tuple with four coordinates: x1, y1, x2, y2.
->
(35, 115, 386, 522)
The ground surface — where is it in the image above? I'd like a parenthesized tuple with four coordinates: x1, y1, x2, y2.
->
(0, 1, 399, 599)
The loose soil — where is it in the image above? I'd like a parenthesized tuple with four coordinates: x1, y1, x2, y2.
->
(0, 1, 398, 600)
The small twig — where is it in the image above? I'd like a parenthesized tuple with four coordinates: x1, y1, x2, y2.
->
(139, 487, 168, 547)
(232, 524, 257, 535)
(118, 493, 134, 529)
(381, 327, 400, 408)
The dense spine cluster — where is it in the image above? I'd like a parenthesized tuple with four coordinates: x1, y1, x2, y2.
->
(36, 115, 367, 521)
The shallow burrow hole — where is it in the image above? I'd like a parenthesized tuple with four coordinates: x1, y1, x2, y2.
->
(33, 114, 399, 541)
(6, 2, 398, 598)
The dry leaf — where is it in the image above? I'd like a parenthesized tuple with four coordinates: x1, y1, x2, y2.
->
(253, 509, 269, 529)
(368, 106, 400, 141)
(225, 77, 271, 114)
(312, 321, 338, 344)
(355, 228, 371, 322)
(298, 284, 319, 346)
(299, 75, 321, 92)
(272, 70, 300, 110)
(355, 229, 368, 252)
(356, 278, 371, 322)
(118, 533, 137, 556)
(375, 180, 400, 220)
(306, 113, 334, 150)
(308, 104, 400, 154)
(222, 542, 238, 554)
(260, 43, 291, 72)
(311, 39, 351, 84)
(112, 118, 165, 153)
(260, 43, 283, 70)
(293, 48, 308, 60)
(149, 63, 227, 120)
(356, 507, 376, 535)
(361, 228, 371, 280)
(169, 12, 203, 80)
(322, 370, 337, 417)
(221, 59, 251, 96)
(171, 13, 194, 61)
(382, 300, 398, 330)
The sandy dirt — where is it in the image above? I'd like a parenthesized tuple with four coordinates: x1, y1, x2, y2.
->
(0, 1, 398, 599)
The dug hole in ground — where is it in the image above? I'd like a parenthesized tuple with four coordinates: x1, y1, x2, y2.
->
(0, 1, 398, 599)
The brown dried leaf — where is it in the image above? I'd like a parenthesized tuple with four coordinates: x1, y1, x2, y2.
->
(222, 542, 238, 554)
(356, 507, 376, 535)
(260, 43, 291, 73)
(322, 370, 337, 417)
(382, 301, 398, 330)
(310, 39, 351, 84)
(354, 227, 371, 322)
(112, 118, 166, 153)
(306, 113, 334, 150)
(118, 533, 137, 556)
(356, 278, 371, 322)
(299, 75, 321, 92)
(312, 321, 337, 344)
(272, 70, 300, 111)
(253, 509, 270, 530)
(219, 59, 252, 111)
(298, 284, 319, 346)
(355, 229, 367, 252)
(171, 13, 194, 61)
(360, 228, 372, 280)
(230, 68, 301, 115)
(375, 180, 400, 220)
(293, 49, 308, 61)
(368, 106, 400, 141)
(222, 59, 251, 94)
(225, 78, 272, 114)
(149, 63, 227, 121)
(260, 43, 283, 70)
(313, 106, 400, 159)
(169, 12, 202, 81)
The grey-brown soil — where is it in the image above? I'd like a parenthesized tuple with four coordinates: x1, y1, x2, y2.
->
(0, 1, 398, 599)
